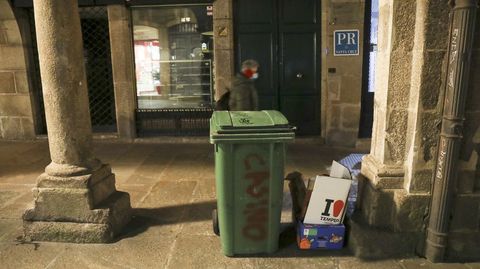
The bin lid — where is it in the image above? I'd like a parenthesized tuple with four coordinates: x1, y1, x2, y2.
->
(210, 110, 295, 142)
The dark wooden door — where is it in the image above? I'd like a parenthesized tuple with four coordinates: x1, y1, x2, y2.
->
(235, 0, 321, 135)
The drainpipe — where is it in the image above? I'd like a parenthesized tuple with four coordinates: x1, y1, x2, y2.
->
(425, 0, 478, 263)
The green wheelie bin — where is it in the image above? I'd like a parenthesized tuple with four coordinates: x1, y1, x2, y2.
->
(210, 110, 295, 256)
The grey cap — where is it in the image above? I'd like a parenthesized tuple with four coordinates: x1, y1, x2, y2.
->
(241, 59, 260, 69)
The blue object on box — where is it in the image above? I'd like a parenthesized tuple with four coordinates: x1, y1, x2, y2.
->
(338, 154, 365, 217)
(297, 221, 345, 250)
(338, 153, 364, 177)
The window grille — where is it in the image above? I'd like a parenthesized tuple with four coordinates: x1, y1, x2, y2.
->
(27, 6, 117, 134)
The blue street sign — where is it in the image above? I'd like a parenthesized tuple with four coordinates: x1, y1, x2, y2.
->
(334, 30, 360, 56)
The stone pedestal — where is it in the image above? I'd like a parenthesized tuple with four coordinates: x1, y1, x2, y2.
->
(351, 0, 449, 259)
(23, 164, 131, 243)
(23, 0, 131, 243)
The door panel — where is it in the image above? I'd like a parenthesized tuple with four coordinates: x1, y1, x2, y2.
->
(235, 0, 320, 135)
(237, 0, 274, 24)
(237, 32, 278, 110)
(281, 96, 319, 135)
(237, 33, 276, 96)
(281, 0, 317, 24)
(279, 0, 320, 135)
(280, 32, 317, 95)
(258, 97, 277, 111)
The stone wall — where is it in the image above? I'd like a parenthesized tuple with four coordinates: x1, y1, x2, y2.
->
(357, 0, 480, 261)
(324, 0, 365, 147)
(108, 5, 137, 140)
(213, 0, 234, 100)
(0, 0, 35, 140)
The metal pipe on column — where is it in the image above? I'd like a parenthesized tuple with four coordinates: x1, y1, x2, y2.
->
(425, 0, 478, 263)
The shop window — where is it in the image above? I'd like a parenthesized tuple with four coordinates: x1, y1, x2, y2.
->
(132, 5, 214, 109)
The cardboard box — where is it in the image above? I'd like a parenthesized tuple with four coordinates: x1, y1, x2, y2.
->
(303, 161, 352, 225)
(297, 221, 345, 250)
(294, 157, 364, 250)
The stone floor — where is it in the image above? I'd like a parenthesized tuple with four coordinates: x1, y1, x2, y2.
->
(0, 139, 479, 269)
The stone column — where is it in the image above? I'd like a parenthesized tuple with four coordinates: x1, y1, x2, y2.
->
(359, 0, 417, 229)
(350, 1, 448, 258)
(23, 0, 131, 243)
(360, 0, 450, 228)
(213, 0, 234, 100)
(361, 0, 417, 190)
(351, 0, 480, 260)
(394, 0, 449, 237)
(403, 0, 450, 195)
(108, 5, 137, 140)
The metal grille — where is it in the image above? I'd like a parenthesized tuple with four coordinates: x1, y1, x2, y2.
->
(136, 108, 213, 136)
(27, 7, 116, 134)
(80, 7, 116, 132)
(27, 9, 46, 135)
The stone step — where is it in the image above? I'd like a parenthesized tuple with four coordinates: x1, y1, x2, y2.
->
(23, 191, 131, 243)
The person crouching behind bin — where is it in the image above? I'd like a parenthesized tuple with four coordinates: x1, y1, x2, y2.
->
(229, 59, 260, 111)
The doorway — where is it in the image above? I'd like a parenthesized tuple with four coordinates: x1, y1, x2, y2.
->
(234, 0, 321, 135)
(26, 6, 117, 135)
(359, 0, 378, 138)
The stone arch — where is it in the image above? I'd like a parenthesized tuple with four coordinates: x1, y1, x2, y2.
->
(0, 0, 36, 139)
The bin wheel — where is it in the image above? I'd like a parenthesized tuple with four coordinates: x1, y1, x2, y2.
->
(212, 209, 220, 236)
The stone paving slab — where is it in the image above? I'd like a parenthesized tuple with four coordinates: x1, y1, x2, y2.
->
(0, 191, 33, 219)
(0, 140, 479, 269)
(48, 233, 177, 269)
(338, 258, 403, 269)
(158, 151, 214, 179)
(466, 263, 480, 269)
(140, 181, 197, 207)
(399, 259, 471, 269)
(0, 219, 23, 241)
(166, 234, 258, 269)
(178, 197, 218, 237)
(190, 177, 217, 199)
(123, 153, 175, 185)
(250, 256, 336, 269)
(0, 190, 21, 208)
(0, 242, 64, 269)
(116, 183, 152, 208)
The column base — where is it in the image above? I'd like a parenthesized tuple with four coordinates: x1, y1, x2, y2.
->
(359, 181, 430, 230)
(347, 213, 423, 259)
(361, 154, 405, 189)
(23, 191, 131, 243)
(23, 165, 132, 243)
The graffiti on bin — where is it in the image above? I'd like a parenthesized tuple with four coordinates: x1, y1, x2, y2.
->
(242, 153, 270, 241)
